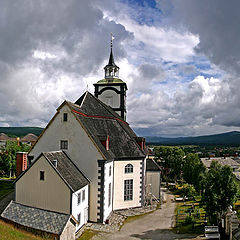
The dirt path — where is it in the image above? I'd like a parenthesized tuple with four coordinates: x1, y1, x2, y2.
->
(95, 191, 200, 240)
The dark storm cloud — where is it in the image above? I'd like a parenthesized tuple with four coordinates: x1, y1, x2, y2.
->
(168, 0, 240, 75)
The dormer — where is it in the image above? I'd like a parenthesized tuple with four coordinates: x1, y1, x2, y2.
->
(98, 135, 110, 151)
(134, 137, 146, 151)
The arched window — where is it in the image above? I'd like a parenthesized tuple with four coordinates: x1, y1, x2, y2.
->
(125, 164, 133, 174)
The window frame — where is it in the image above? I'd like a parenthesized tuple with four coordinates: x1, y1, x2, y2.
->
(77, 192, 81, 205)
(63, 113, 68, 122)
(82, 189, 85, 202)
(108, 182, 111, 207)
(109, 165, 111, 176)
(124, 179, 133, 201)
(60, 140, 68, 150)
(40, 171, 45, 181)
(77, 213, 81, 226)
(125, 164, 133, 174)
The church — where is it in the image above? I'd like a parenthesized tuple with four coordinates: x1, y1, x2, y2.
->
(1, 38, 149, 237)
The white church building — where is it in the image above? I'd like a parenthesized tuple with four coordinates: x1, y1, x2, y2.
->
(1, 40, 149, 237)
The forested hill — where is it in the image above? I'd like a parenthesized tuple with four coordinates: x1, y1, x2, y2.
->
(0, 127, 44, 137)
(145, 131, 240, 146)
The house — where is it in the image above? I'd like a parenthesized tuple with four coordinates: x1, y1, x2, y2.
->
(146, 158, 161, 201)
(201, 157, 240, 172)
(0, 133, 12, 148)
(20, 133, 38, 146)
(11, 151, 89, 232)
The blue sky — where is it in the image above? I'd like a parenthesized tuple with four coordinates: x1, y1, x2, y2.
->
(0, 0, 240, 137)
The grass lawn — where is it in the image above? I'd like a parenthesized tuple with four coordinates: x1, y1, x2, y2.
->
(0, 220, 44, 240)
(78, 230, 98, 240)
(0, 180, 14, 200)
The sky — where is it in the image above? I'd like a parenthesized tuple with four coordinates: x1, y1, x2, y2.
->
(1, 0, 240, 137)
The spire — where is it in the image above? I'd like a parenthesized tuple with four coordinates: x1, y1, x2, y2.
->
(104, 33, 119, 78)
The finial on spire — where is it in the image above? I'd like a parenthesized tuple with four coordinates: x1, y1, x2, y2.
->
(110, 33, 115, 49)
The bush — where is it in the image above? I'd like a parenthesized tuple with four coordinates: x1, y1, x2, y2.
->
(184, 216, 195, 225)
(175, 183, 196, 199)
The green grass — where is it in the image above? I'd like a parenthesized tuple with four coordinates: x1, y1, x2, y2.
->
(78, 230, 98, 240)
(0, 180, 14, 200)
(0, 220, 44, 240)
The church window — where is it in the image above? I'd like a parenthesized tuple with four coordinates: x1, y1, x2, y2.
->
(108, 182, 111, 206)
(124, 179, 133, 201)
(82, 189, 85, 202)
(125, 164, 133, 174)
(60, 140, 68, 150)
(40, 171, 45, 181)
(63, 113, 68, 122)
(78, 213, 81, 225)
(77, 192, 81, 205)
(109, 166, 111, 176)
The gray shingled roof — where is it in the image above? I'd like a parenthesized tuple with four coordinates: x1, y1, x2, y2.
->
(146, 158, 161, 171)
(71, 92, 146, 160)
(43, 151, 89, 192)
(1, 201, 71, 235)
(201, 157, 240, 168)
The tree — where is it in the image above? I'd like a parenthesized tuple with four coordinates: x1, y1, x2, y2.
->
(182, 153, 206, 192)
(155, 146, 184, 181)
(203, 161, 237, 225)
(0, 140, 31, 177)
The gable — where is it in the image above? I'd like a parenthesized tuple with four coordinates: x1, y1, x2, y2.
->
(29, 103, 103, 162)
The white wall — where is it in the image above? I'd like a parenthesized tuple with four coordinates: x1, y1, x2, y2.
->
(16, 155, 71, 214)
(146, 171, 161, 199)
(72, 185, 89, 231)
(29, 104, 103, 222)
(113, 160, 142, 210)
(103, 161, 113, 221)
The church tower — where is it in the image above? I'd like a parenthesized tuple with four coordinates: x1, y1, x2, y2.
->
(94, 35, 127, 120)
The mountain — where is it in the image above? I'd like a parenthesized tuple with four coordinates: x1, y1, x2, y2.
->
(145, 131, 240, 146)
(0, 127, 44, 137)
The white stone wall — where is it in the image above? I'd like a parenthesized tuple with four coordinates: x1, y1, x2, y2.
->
(60, 218, 75, 240)
(29, 104, 103, 222)
(103, 161, 113, 221)
(72, 185, 89, 231)
(113, 160, 142, 210)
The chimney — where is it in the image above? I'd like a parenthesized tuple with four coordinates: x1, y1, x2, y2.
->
(16, 152, 28, 177)
(134, 137, 146, 151)
(99, 135, 110, 151)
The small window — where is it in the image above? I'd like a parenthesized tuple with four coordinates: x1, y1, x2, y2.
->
(40, 171, 45, 181)
(124, 179, 133, 201)
(78, 213, 81, 225)
(77, 192, 81, 205)
(63, 113, 68, 122)
(109, 166, 111, 176)
(108, 183, 111, 207)
(125, 164, 133, 174)
(82, 189, 85, 202)
(60, 140, 68, 150)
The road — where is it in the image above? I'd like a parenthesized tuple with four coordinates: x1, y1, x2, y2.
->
(95, 191, 202, 240)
